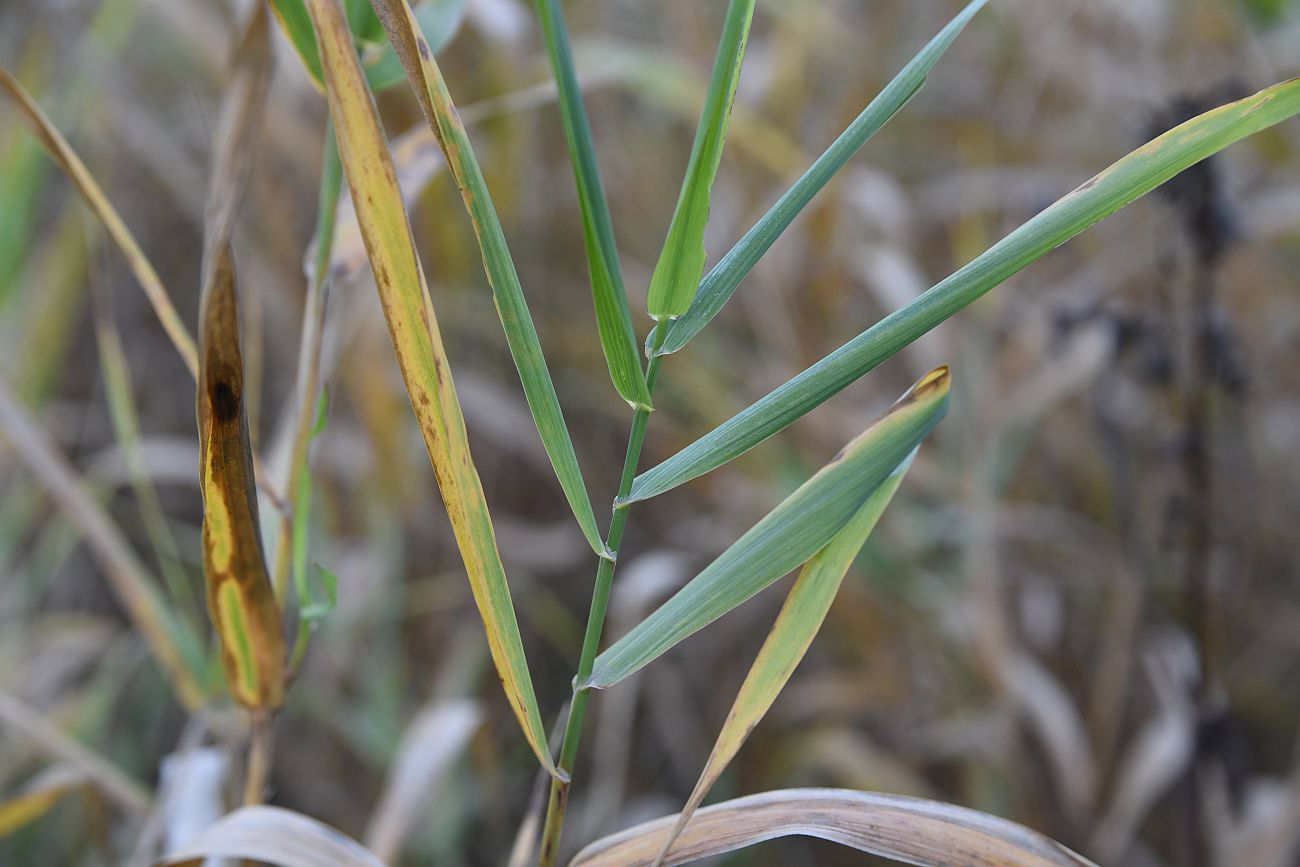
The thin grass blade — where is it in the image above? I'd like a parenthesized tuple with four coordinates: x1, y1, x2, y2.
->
(627, 77, 1300, 504)
(0, 382, 208, 710)
(0, 766, 89, 838)
(532, 0, 650, 410)
(305, 0, 556, 773)
(656, 0, 987, 357)
(157, 805, 386, 867)
(645, 0, 755, 320)
(587, 368, 949, 689)
(370, 0, 609, 558)
(568, 788, 1097, 867)
(0, 69, 197, 377)
(654, 454, 915, 864)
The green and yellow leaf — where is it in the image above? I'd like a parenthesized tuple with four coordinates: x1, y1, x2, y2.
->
(197, 247, 285, 711)
(369, 0, 609, 558)
(305, 0, 556, 774)
(588, 367, 950, 689)
(654, 454, 916, 864)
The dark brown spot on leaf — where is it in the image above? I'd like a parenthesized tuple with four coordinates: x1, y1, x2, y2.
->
(211, 379, 240, 423)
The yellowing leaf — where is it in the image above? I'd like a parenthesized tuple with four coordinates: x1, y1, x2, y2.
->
(197, 246, 285, 710)
(305, 0, 555, 774)
(369, 0, 610, 558)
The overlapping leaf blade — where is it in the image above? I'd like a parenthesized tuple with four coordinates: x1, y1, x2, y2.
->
(532, 0, 651, 410)
(370, 0, 610, 559)
(269, 0, 468, 91)
(305, 0, 555, 773)
(655, 0, 988, 357)
(655, 453, 915, 864)
(587, 368, 949, 689)
(626, 77, 1300, 504)
(645, 0, 756, 319)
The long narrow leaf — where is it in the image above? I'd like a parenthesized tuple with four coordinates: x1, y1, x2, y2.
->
(655, 454, 915, 864)
(0, 69, 197, 377)
(533, 0, 651, 410)
(370, 0, 610, 559)
(305, 0, 556, 773)
(587, 368, 949, 689)
(645, 0, 756, 319)
(627, 77, 1300, 504)
(568, 788, 1097, 867)
(655, 0, 987, 357)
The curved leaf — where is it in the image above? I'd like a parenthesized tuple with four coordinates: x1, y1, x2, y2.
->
(626, 77, 1300, 504)
(197, 247, 285, 710)
(568, 788, 1097, 867)
(645, 0, 756, 319)
(157, 805, 385, 867)
(587, 367, 949, 689)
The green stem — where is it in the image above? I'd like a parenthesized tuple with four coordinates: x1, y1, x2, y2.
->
(538, 324, 668, 867)
(275, 122, 342, 627)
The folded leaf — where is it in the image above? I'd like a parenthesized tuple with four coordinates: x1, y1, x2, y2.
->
(656, 0, 987, 357)
(370, 0, 611, 559)
(533, 0, 651, 410)
(587, 367, 949, 689)
(656, 453, 915, 863)
(198, 247, 286, 710)
(305, 0, 556, 774)
(627, 77, 1300, 504)
(645, 0, 756, 319)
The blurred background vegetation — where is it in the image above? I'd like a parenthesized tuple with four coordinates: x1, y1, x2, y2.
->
(2, 0, 1300, 864)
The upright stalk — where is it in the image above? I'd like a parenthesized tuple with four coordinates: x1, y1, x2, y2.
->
(272, 123, 342, 605)
(538, 325, 668, 867)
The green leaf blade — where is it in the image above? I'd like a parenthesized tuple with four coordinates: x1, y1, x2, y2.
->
(628, 77, 1300, 504)
(533, 0, 651, 410)
(656, 453, 915, 862)
(656, 0, 987, 357)
(588, 367, 950, 689)
(645, 0, 757, 320)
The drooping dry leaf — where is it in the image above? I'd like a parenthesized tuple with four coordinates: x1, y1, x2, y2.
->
(156, 805, 386, 867)
(569, 788, 1097, 867)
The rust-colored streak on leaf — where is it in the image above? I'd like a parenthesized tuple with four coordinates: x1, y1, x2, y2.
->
(198, 246, 285, 711)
